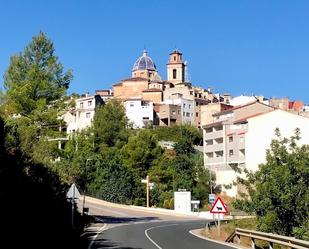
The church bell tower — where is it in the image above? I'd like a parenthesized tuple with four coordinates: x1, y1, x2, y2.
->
(167, 49, 185, 84)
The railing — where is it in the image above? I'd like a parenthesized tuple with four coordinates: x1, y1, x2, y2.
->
(225, 228, 309, 249)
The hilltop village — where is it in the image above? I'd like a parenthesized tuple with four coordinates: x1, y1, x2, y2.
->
(63, 49, 309, 197)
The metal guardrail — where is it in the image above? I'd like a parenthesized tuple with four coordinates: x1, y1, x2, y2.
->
(225, 228, 309, 249)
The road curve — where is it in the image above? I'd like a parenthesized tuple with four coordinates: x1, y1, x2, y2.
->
(81, 197, 235, 249)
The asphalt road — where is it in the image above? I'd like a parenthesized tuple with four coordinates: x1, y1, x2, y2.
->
(81, 197, 234, 249)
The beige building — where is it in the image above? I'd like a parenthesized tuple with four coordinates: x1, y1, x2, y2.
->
(200, 103, 232, 127)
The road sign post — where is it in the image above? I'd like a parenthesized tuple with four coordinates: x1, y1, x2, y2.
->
(141, 175, 150, 208)
(67, 183, 81, 227)
(210, 196, 228, 238)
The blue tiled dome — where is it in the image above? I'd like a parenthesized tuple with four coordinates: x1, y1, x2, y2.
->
(132, 49, 156, 71)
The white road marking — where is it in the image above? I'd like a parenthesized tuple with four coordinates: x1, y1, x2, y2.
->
(88, 218, 107, 249)
(145, 223, 178, 249)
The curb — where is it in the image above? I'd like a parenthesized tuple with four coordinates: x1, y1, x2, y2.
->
(189, 229, 244, 249)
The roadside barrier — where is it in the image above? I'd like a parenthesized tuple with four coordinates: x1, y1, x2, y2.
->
(225, 228, 309, 249)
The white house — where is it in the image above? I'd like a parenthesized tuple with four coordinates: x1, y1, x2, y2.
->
(64, 94, 104, 133)
(125, 98, 154, 128)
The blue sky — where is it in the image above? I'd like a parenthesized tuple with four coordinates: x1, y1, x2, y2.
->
(1, 0, 309, 103)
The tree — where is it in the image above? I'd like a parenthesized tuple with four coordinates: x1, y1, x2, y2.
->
(2, 31, 72, 163)
(4, 31, 72, 116)
(121, 129, 162, 177)
(87, 147, 138, 204)
(151, 124, 202, 145)
(0, 114, 82, 249)
(93, 99, 129, 148)
(233, 128, 309, 239)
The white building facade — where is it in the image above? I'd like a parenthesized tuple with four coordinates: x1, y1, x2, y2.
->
(125, 98, 154, 128)
(203, 108, 309, 197)
(64, 94, 104, 133)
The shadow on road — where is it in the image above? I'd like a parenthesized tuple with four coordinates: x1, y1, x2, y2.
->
(91, 237, 143, 249)
(95, 215, 160, 224)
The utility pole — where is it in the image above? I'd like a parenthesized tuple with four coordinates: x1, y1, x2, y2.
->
(141, 175, 150, 208)
(146, 175, 150, 208)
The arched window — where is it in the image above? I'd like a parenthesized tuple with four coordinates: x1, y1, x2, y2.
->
(173, 69, 177, 79)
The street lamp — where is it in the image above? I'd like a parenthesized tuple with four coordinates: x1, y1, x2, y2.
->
(82, 158, 92, 215)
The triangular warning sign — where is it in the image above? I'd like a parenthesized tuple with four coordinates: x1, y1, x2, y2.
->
(66, 183, 81, 200)
(210, 196, 228, 214)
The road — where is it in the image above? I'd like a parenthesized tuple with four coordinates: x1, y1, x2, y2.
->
(81, 197, 235, 249)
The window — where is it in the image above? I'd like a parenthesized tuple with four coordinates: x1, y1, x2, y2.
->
(229, 136, 233, 143)
(196, 112, 199, 117)
(215, 151, 224, 157)
(229, 150, 234, 157)
(205, 152, 214, 159)
(239, 149, 245, 156)
(130, 103, 134, 107)
(186, 112, 190, 117)
(174, 56, 176, 61)
(205, 127, 212, 133)
(214, 126, 223, 131)
(141, 101, 149, 106)
(205, 139, 213, 145)
(189, 104, 191, 109)
(183, 103, 186, 108)
(80, 102, 84, 108)
(172, 110, 176, 115)
(183, 112, 185, 116)
(143, 117, 149, 120)
(86, 112, 91, 118)
(178, 110, 180, 115)
(214, 138, 223, 144)
(173, 69, 177, 79)
(88, 100, 92, 106)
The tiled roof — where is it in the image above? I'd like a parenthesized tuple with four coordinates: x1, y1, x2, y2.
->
(212, 101, 258, 116)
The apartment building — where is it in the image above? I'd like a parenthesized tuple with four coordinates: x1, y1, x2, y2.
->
(203, 101, 274, 196)
(203, 104, 309, 197)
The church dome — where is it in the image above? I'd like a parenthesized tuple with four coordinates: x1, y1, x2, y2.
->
(132, 49, 156, 71)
